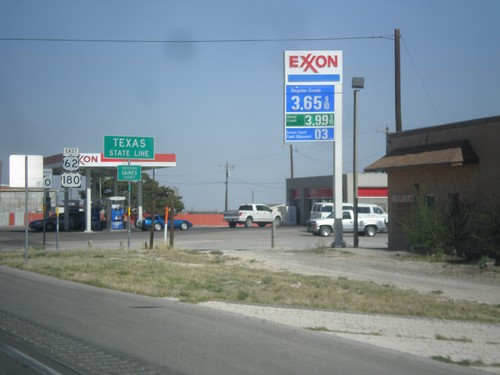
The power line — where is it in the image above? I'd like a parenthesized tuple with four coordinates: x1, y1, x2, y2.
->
(401, 36, 443, 123)
(0, 35, 393, 44)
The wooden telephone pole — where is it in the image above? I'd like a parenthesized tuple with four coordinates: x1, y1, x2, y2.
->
(395, 28, 403, 132)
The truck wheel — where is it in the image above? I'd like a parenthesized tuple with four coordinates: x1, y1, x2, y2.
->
(365, 225, 377, 237)
(228, 222, 236, 228)
(245, 217, 253, 228)
(274, 216, 282, 227)
(319, 226, 332, 237)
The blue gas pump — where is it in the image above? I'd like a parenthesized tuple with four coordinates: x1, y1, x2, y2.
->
(107, 197, 126, 230)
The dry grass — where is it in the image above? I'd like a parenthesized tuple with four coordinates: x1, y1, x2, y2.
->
(1, 247, 499, 323)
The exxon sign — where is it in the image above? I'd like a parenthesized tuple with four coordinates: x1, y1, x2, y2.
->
(285, 51, 342, 83)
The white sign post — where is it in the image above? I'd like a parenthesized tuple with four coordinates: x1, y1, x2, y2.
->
(284, 51, 344, 247)
(61, 148, 81, 232)
(104, 136, 155, 249)
(61, 147, 81, 188)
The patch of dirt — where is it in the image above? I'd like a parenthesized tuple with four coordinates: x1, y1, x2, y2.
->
(221, 247, 500, 305)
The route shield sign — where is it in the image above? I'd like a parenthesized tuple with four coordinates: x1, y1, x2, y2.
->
(104, 136, 155, 160)
(43, 169, 53, 189)
(61, 172, 82, 188)
(284, 51, 342, 143)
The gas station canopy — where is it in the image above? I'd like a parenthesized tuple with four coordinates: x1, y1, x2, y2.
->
(44, 152, 176, 176)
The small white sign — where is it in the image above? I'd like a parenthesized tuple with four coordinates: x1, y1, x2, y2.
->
(43, 169, 53, 189)
(63, 147, 79, 156)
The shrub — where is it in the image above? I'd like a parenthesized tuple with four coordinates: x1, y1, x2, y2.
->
(469, 194, 500, 264)
(400, 200, 449, 257)
(400, 198, 474, 258)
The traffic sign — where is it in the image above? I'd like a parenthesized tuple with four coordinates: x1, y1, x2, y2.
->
(117, 165, 142, 181)
(63, 147, 79, 156)
(63, 155, 80, 171)
(61, 172, 82, 188)
(104, 136, 155, 160)
(43, 169, 53, 189)
(284, 51, 342, 143)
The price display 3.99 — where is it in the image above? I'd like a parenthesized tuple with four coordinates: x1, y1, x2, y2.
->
(286, 113, 334, 126)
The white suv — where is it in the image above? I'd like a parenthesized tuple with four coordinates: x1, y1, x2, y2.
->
(309, 202, 388, 224)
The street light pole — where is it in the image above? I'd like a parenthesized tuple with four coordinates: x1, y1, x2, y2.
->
(352, 77, 364, 248)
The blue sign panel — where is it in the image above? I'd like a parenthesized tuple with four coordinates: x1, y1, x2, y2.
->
(287, 74, 341, 83)
(286, 85, 334, 113)
(285, 127, 334, 142)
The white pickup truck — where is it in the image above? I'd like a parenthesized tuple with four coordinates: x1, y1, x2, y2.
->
(223, 204, 282, 228)
(307, 210, 386, 237)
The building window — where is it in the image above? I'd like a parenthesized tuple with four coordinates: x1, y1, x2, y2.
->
(425, 194, 436, 208)
(449, 193, 460, 217)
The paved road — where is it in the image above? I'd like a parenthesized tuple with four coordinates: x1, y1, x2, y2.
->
(0, 225, 388, 251)
(0, 266, 485, 375)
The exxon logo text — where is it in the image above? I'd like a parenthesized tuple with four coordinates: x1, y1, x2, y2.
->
(288, 54, 338, 73)
(79, 154, 99, 165)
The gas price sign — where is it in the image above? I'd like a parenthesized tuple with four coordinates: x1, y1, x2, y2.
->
(284, 51, 342, 143)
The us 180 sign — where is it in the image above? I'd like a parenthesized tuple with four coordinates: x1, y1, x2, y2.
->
(61, 172, 82, 188)
(284, 51, 342, 143)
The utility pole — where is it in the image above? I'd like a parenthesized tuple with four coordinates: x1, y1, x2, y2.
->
(376, 126, 390, 154)
(395, 28, 403, 132)
(224, 162, 235, 211)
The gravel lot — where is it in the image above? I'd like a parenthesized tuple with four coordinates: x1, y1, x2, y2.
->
(202, 246, 500, 374)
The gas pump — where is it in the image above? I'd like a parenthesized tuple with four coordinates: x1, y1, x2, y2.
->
(107, 196, 126, 230)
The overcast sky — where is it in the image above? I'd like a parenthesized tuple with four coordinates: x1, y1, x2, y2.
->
(1, 0, 499, 211)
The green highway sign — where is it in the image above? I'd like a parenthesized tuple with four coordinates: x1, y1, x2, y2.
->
(117, 165, 142, 181)
(104, 135, 155, 160)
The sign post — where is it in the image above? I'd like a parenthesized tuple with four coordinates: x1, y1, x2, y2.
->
(284, 51, 344, 247)
(118, 164, 142, 249)
(105, 136, 154, 249)
(42, 169, 53, 246)
(61, 148, 80, 231)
